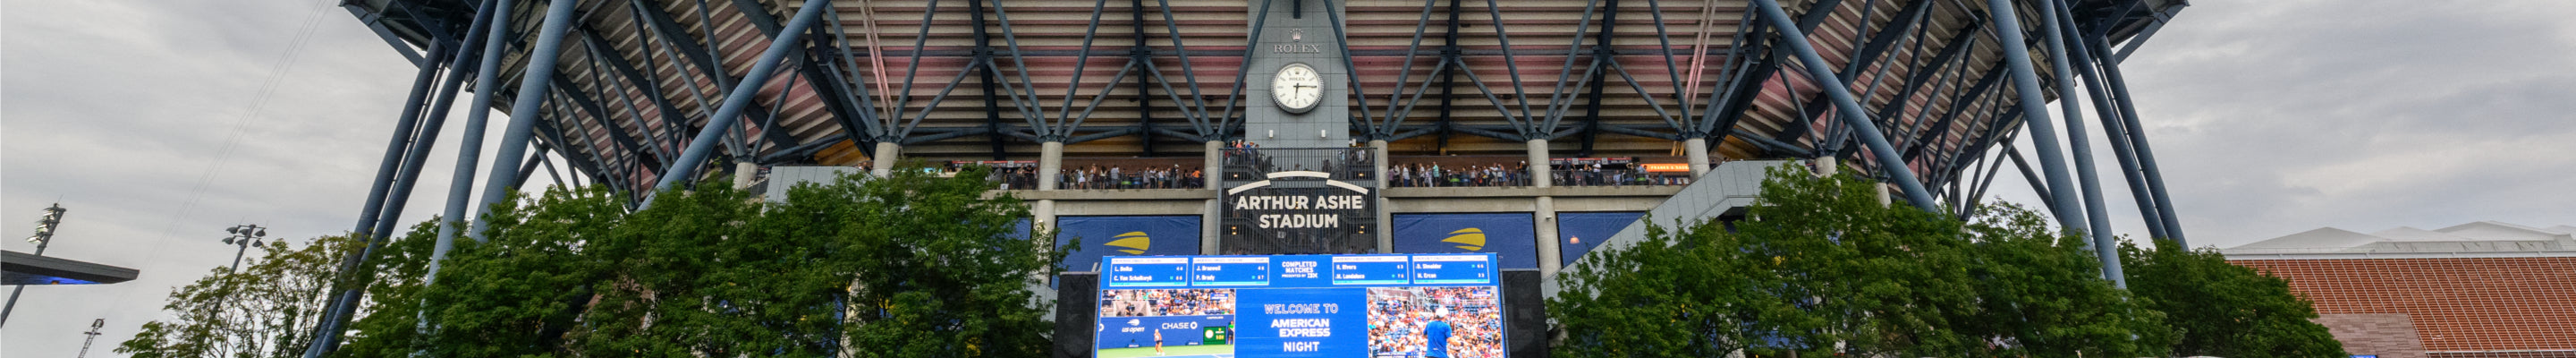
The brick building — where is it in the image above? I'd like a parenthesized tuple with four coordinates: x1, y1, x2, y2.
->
(2224, 222, 2576, 358)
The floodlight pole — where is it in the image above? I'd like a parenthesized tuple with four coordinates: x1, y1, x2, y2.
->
(222, 225, 269, 273)
(0, 203, 68, 328)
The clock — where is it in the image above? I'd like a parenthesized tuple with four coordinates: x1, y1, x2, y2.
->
(1270, 63, 1323, 114)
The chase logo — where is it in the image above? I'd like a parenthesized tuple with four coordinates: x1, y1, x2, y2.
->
(1443, 227, 1487, 251)
(1106, 231, 1152, 254)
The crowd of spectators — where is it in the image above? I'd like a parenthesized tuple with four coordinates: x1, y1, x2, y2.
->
(1389, 163, 1535, 187)
(1063, 165, 1204, 190)
(980, 165, 1207, 190)
(1100, 288, 1237, 318)
(1367, 286, 1504, 358)
(1388, 162, 1692, 187)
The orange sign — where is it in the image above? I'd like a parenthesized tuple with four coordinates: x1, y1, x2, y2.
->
(1640, 163, 1691, 173)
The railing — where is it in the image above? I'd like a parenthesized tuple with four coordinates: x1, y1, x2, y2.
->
(1384, 164, 1694, 187)
(1054, 166, 1207, 190)
(1220, 147, 1377, 183)
(1551, 168, 1694, 186)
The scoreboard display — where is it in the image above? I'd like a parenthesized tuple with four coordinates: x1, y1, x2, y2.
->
(1095, 254, 1505, 358)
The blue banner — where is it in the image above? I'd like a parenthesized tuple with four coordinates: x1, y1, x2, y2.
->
(1060, 216, 1203, 272)
(1393, 213, 1538, 268)
(1555, 211, 1645, 267)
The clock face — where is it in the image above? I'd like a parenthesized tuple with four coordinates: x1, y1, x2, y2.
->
(1270, 63, 1323, 114)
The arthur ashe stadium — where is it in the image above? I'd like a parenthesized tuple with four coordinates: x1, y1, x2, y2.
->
(325, 0, 2190, 355)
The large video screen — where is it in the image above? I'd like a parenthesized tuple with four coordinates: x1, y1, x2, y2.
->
(1096, 253, 1504, 358)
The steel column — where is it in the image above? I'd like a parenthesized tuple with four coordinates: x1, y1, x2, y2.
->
(2035, 0, 2123, 286)
(430, 0, 518, 277)
(1750, 0, 1939, 211)
(1980, 0, 2088, 232)
(2054, 0, 2168, 242)
(647, 0, 835, 205)
(465, 0, 582, 243)
(2094, 32, 2186, 246)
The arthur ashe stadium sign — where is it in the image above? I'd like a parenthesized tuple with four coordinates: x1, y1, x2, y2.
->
(1221, 170, 1377, 254)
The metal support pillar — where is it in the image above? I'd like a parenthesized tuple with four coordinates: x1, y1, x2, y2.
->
(352, 41, 450, 238)
(644, 0, 836, 206)
(1749, 0, 1939, 212)
(2092, 33, 2187, 246)
(430, 0, 518, 277)
(2038, 0, 2123, 286)
(1981, 0, 2087, 229)
(2054, 0, 2167, 242)
(466, 0, 581, 242)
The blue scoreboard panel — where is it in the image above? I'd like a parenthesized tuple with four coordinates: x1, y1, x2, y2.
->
(1094, 253, 1504, 358)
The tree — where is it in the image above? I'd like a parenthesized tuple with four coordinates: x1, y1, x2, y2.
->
(326, 165, 1061, 358)
(2124, 239, 2346, 358)
(1957, 203, 2172, 357)
(792, 166, 1062, 358)
(1552, 165, 2165, 357)
(119, 234, 357, 358)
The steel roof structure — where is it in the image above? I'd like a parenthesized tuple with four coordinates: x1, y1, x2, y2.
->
(336, 0, 2182, 200)
(301, 0, 2191, 354)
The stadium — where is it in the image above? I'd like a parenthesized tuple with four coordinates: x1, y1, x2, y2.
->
(320, 0, 2192, 355)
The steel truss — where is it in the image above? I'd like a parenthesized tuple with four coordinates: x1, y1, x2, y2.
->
(312, 0, 2193, 354)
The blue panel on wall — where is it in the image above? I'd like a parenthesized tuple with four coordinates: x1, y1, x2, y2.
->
(1392, 213, 1538, 268)
(1555, 211, 1646, 267)
(1058, 216, 1203, 271)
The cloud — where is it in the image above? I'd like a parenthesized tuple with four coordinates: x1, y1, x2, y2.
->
(2109, 0, 2576, 244)
(4, 0, 2572, 355)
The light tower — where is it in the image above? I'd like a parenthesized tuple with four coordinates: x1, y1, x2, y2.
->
(77, 318, 106, 358)
(223, 224, 269, 272)
(0, 202, 68, 328)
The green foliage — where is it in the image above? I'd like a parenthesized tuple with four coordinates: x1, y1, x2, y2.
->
(1960, 204, 2172, 357)
(2124, 239, 2346, 358)
(119, 234, 360, 358)
(329, 166, 1061, 357)
(1551, 164, 2168, 358)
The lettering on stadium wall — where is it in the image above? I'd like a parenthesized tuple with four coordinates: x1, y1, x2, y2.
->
(1222, 184, 1377, 253)
(1271, 44, 1322, 54)
(1233, 194, 1368, 229)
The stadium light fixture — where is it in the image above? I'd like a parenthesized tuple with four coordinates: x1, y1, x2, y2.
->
(222, 224, 269, 272)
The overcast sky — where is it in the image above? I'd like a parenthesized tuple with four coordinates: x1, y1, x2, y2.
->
(4, 0, 2572, 355)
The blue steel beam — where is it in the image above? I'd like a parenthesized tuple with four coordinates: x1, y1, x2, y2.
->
(465, 0, 580, 241)
(1750, 0, 1940, 212)
(2036, 0, 2124, 287)
(1768, 0, 1931, 152)
(306, 0, 502, 354)
(1981, 0, 2088, 232)
(549, 85, 657, 166)
(1699, 0, 1846, 154)
(2054, 0, 2169, 243)
(646, 0, 835, 206)
(2089, 25, 2187, 246)
(428, 0, 517, 282)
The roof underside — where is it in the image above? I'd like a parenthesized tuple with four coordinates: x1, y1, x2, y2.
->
(349, 0, 2182, 196)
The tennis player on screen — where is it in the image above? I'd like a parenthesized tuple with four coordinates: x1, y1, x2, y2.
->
(1420, 307, 1453, 358)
